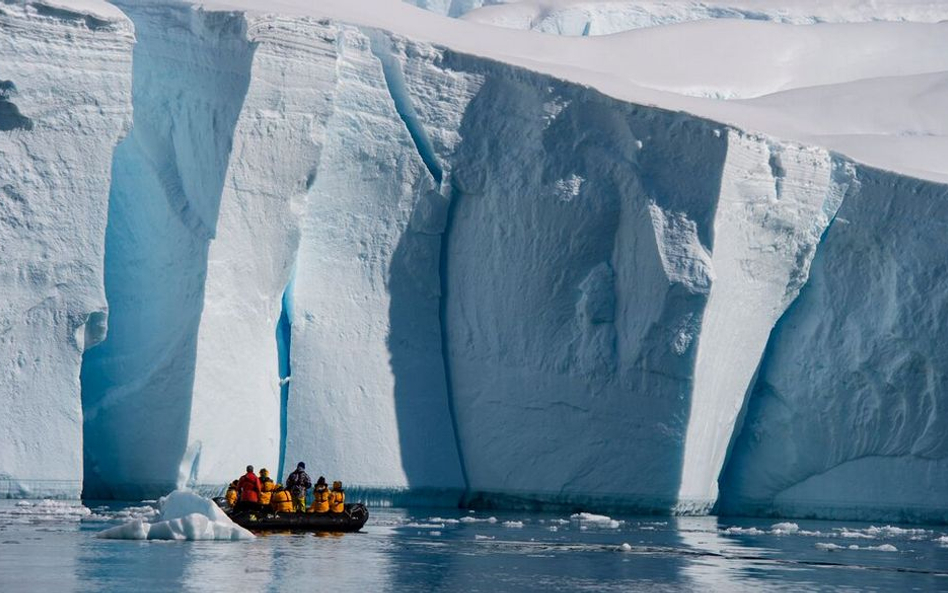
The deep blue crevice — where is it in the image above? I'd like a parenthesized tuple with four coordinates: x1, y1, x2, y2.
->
(439, 180, 470, 497)
(366, 30, 444, 187)
(275, 272, 295, 483)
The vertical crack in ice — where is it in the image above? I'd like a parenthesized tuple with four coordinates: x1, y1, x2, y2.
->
(366, 30, 444, 187)
(439, 180, 471, 496)
(275, 271, 295, 483)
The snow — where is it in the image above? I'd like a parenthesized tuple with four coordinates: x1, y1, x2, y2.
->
(96, 490, 253, 541)
(460, 0, 948, 36)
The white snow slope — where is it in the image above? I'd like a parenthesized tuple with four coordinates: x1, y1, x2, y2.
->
(459, 0, 948, 36)
(2, 0, 948, 522)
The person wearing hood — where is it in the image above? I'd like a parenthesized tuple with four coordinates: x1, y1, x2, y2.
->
(259, 468, 275, 506)
(236, 465, 262, 511)
(285, 462, 312, 512)
(270, 484, 293, 513)
(330, 480, 345, 513)
(309, 476, 331, 513)
(225, 480, 239, 507)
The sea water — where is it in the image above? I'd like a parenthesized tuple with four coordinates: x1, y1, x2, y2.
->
(1, 500, 947, 592)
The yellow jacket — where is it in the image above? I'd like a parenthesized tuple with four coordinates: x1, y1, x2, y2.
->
(225, 487, 238, 506)
(259, 478, 275, 505)
(271, 489, 293, 513)
(330, 488, 345, 513)
(309, 486, 331, 513)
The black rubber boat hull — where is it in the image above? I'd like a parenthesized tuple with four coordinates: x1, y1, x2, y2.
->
(213, 498, 369, 532)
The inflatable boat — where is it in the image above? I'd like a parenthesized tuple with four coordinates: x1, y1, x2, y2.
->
(213, 497, 369, 532)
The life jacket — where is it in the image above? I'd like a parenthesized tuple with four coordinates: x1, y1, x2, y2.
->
(237, 472, 261, 503)
(309, 486, 331, 513)
(330, 487, 345, 513)
(271, 488, 293, 513)
(259, 478, 275, 505)
(225, 486, 238, 506)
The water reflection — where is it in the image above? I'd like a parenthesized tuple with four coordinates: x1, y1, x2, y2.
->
(3, 503, 948, 593)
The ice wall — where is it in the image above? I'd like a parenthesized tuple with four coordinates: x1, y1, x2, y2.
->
(79, 3, 255, 499)
(282, 26, 465, 492)
(677, 139, 849, 510)
(185, 17, 338, 490)
(5, 0, 948, 520)
(719, 167, 948, 522)
(0, 1, 132, 498)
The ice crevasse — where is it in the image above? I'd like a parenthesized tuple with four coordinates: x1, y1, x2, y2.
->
(1, 0, 948, 523)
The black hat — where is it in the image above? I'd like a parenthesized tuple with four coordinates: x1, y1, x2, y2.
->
(317, 476, 327, 486)
(297, 462, 305, 469)
(246, 465, 254, 472)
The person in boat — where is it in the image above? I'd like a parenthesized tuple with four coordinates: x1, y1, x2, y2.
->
(309, 476, 331, 514)
(236, 465, 262, 512)
(271, 483, 294, 513)
(330, 480, 345, 513)
(225, 480, 239, 507)
(259, 468, 275, 506)
(285, 462, 312, 513)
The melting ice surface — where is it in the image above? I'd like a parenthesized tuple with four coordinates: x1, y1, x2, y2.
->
(3, 501, 948, 592)
(95, 490, 253, 541)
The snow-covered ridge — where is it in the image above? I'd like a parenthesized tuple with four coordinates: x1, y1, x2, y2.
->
(2, 0, 948, 522)
(456, 0, 948, 36)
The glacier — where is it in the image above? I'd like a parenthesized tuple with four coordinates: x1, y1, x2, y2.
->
(0, 0, 132, 498)
(2, 0, 948, 522)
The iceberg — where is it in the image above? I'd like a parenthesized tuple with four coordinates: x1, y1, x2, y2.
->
(96, 489, 253, 540)
(1, 0, 948, 524)
(0, 0, 132, 498)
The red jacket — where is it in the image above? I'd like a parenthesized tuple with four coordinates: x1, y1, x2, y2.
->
(237, 472, 261, 503)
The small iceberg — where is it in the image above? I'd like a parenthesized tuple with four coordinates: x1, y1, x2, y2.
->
(97, 490, 254, 541)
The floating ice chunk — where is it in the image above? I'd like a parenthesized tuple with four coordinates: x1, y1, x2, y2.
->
(816, 543, 844, 551)
(723, 526, 764, 535)
(427, 517, 461, 524)
(474, 535, 494, 540)
(618, 543, 632, 552)
(405, 523, 445, 529)
(837, 529, 877, 539)
(770, 522, 800, 535)
(548, 526, 559, 532)
(96, 490, 253, 541)
(1, 500, 92, 524)
(816, 542, 898, 552)
(936, 535, 948, 545)
(460, 516, 498, 524)
(554, 174, 584, 202)
(502, 521, 524, 528)
(570, 513, 622, 529)
(430, 531, 442, 536)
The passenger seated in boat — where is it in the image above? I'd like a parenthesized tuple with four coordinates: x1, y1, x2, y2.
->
(330, 481, 345, 513)
(309, 477, 330, 514)
(225, 480, 239, 507)
(236, 465, 262, 512)
(271, 484, 294, 513)
(259, 468, 275, 506)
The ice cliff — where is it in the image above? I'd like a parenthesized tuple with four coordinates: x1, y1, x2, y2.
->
(2, 0, 948, 522)
(0, 0, 132, 498)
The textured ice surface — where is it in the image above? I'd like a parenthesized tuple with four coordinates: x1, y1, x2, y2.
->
(79, 3, 256, 499)
(3, 0, 948, 523)
(719, 168, 948, 523)
(96, 489, 253, 540)
(0, 0, 132, 498)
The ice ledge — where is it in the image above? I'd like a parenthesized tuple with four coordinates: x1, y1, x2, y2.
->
(2, 0, 131, 31)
